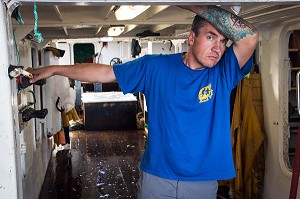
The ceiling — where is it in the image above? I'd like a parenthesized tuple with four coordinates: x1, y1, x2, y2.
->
(9, 1, 300, 42)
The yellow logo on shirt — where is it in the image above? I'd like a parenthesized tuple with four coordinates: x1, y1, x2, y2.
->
(198, 84, 213, 103)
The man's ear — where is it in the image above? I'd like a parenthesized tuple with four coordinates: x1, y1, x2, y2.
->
(188, 31, 195, 46)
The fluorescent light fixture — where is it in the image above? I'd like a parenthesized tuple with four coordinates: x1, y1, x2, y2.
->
(114, 5, 150, 20)
(107, 25, 125, 37)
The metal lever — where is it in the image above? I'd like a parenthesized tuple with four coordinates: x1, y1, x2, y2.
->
(8, 65, 33, 79)
(10, 68, 33, 79)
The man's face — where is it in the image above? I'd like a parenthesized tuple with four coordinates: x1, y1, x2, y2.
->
(188, 22, 228, 69)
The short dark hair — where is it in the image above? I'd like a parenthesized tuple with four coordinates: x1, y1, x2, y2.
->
(191, 15, 207, 37)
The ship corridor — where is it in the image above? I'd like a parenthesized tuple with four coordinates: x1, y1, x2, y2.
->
(38, 129, 232, 199)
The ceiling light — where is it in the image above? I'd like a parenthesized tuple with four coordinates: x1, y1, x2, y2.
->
(107, 25, 125, 37)
(114, 5, 150, 20)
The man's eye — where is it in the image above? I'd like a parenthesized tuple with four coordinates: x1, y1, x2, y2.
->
(221, 40, 227, 45)
(207, 36, 213, 40)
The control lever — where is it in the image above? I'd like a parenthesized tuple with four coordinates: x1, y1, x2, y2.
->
(8, 65, 46, 89)
(8, 65, 32, 79)
(19, 90, 48, 122)
(21, 107, 48, 122)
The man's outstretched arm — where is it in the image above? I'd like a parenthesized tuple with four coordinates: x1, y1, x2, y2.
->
(29, 63, 116, 84)
(179, 5, 259, 68)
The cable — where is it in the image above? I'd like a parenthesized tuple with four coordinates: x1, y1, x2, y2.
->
(12, 29, 20, 64)
(33, 3, 43, 43)
(17, 7, 24, 25)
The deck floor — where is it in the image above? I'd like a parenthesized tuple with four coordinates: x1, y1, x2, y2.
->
(39, 130, 146, 199)
(39, 129, 232, 199)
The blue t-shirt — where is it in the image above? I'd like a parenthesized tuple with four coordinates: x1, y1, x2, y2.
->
(113, 45, 253, 181)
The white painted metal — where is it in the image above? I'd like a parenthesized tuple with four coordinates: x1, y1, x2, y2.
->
(171, 39, 186, 53)
(0, 2, 21, 199)
(147, 41, 153, 54)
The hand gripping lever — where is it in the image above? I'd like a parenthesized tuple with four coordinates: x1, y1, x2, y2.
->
(8, 65, 46, 89)
(8, 65, 32, 79)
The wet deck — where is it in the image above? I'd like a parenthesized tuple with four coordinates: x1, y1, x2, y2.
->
(39, 130, 146, 199)
(39, 130, 232, 199)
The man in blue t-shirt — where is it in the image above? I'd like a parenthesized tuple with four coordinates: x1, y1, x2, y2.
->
(30, 5, 258, 199)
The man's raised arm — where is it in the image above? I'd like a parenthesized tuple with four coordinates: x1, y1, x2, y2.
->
(179, 5, 259, 68)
